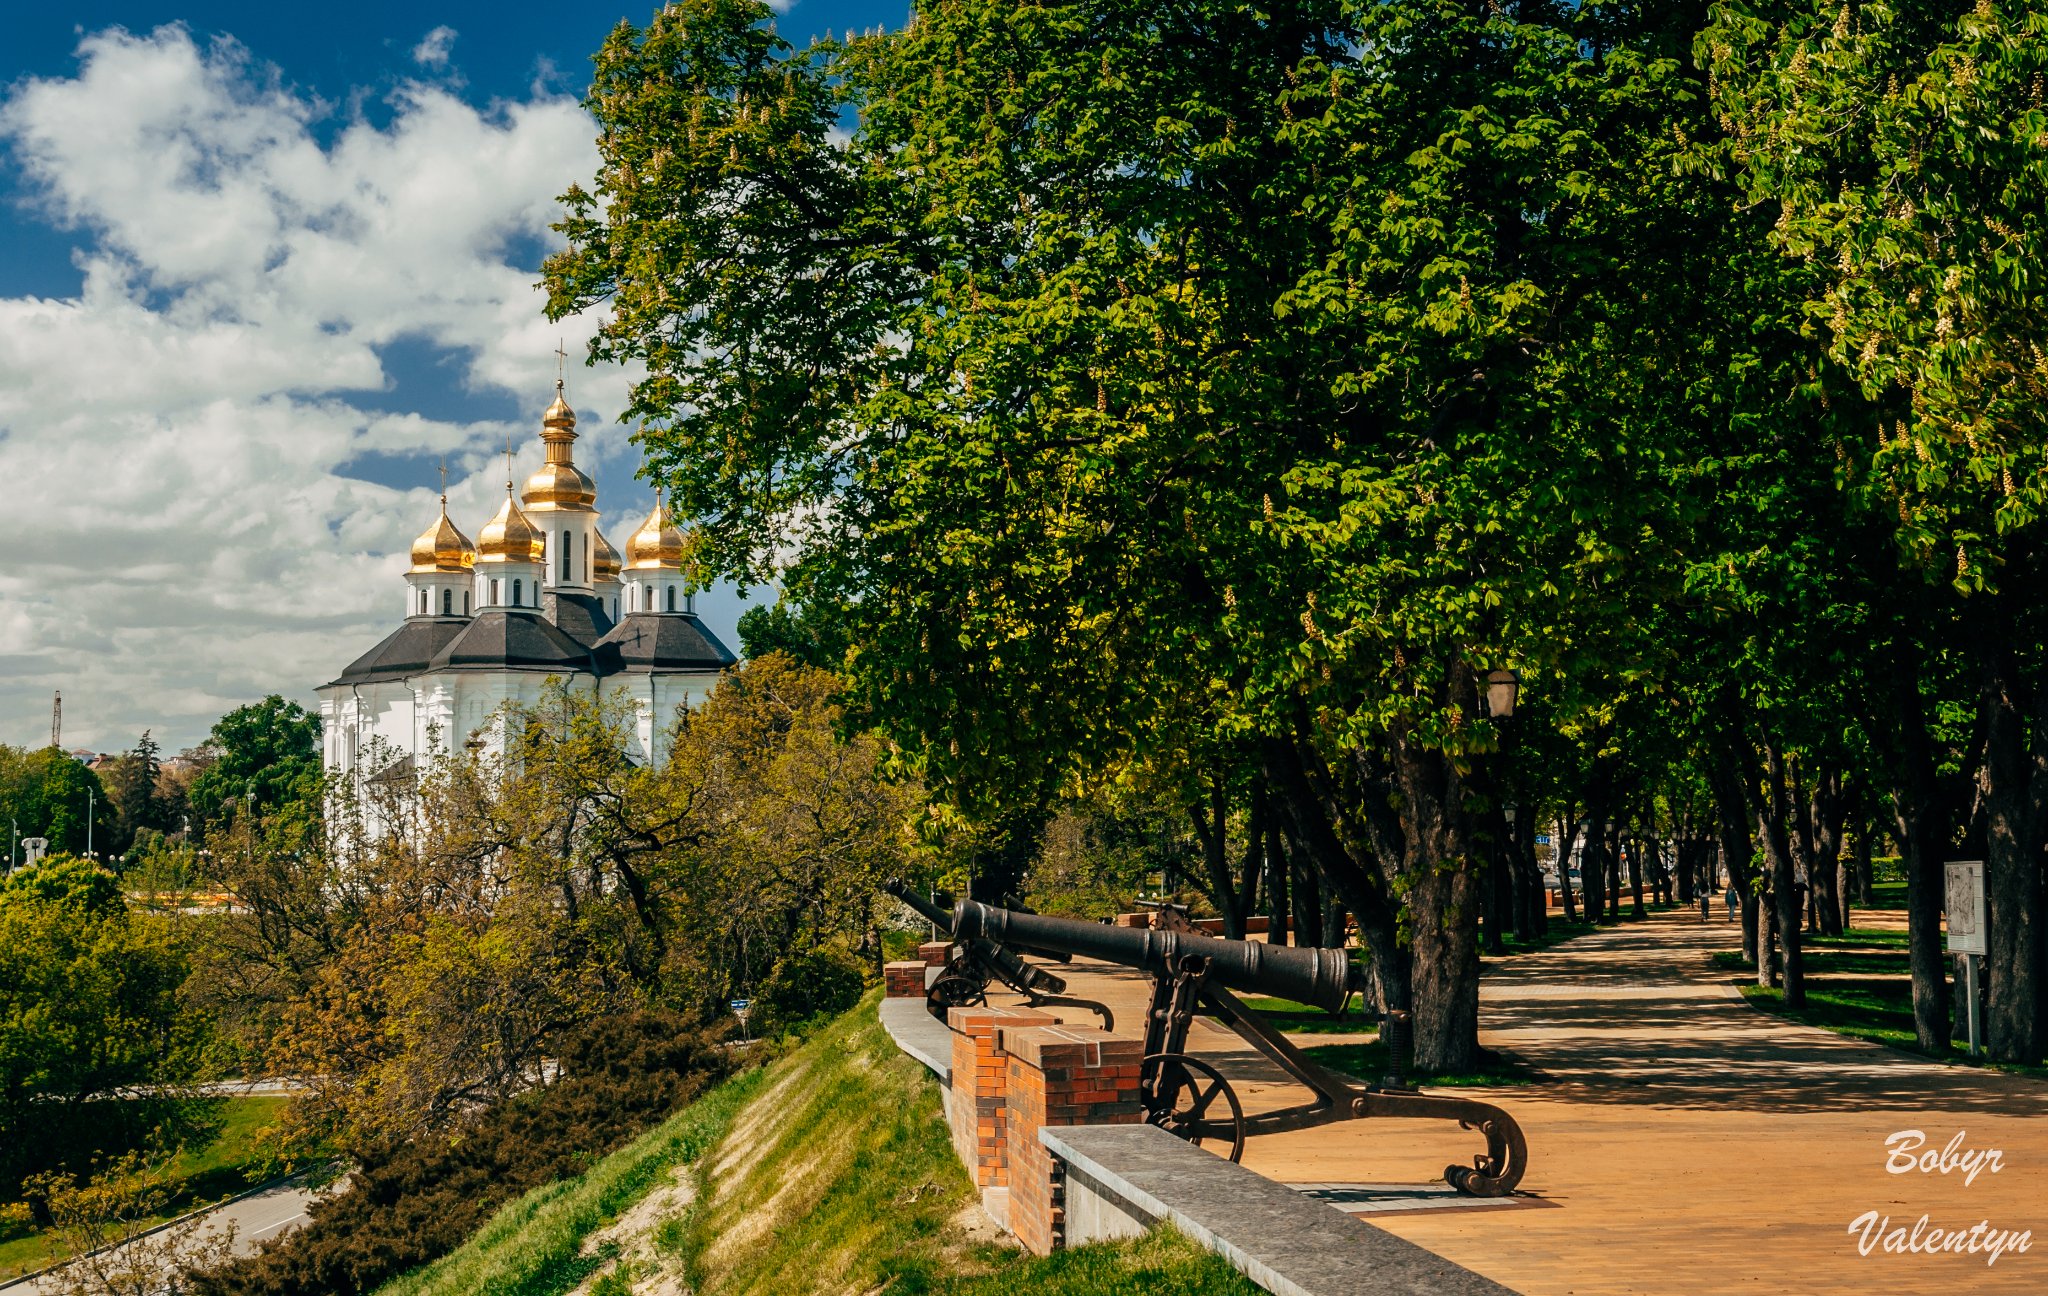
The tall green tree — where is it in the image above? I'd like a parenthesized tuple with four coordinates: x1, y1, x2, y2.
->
(0, 746, 112, 861)
(187, 697, 322, 828)
(546, 0, 1731, 1068)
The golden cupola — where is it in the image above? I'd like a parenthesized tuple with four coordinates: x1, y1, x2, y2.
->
(626, 496, 685, 569)
(522, 380, 598, 510)
(477, 485, 545, 564)
(593, 528, 622, 582)
(409, 498, 475, 573)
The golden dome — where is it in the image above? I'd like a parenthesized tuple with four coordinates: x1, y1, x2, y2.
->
(522, 380, 597, 510)
(593, 528, 622, 582)
(408, 499, 474, 573)
(626, 498, 684, 569)
(476, 488, 545, 564)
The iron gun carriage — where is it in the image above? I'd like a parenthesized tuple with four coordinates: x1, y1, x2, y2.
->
(951, 899, 1528, 1198)
(882, 880, 1112, 1029)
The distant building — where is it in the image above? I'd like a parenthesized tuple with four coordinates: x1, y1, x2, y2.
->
(67, 748, 99, 765)
(317, 379, 736, 787)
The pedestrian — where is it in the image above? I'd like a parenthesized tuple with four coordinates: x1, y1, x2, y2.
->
(1699, 887, 1711, 922)
(1725, 883, 1738, 922)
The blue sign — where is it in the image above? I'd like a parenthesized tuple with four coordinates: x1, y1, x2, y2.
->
(730, 999, 751, 1013)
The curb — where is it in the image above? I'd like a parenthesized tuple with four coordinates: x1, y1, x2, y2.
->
(0, 1165, 333, 1293)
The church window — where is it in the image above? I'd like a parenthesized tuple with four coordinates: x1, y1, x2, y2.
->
(561, 531, 571, 581)
(464, 590, 471, 614)
(441, 588, 452, 616)
(490, 578, 500, 606)
(514, 578, 524, 606)
(666, 585, 676, 612)
(612, 597, 618, 619)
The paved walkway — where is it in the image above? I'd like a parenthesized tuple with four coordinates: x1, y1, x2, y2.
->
(1287, 910, 2048, 1295)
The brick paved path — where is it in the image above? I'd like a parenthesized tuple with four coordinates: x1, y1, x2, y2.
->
(1274, 909, 2048, 1296)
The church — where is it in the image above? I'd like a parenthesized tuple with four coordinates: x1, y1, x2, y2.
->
(318, 380, 737, 783)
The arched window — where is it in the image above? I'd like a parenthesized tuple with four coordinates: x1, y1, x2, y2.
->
(441, 588, 452, 616)
(666, 585, 675, 612)
(611, 597, 618, 619)
(490, 577, 500, 606)
(464, 590, 471, 614)
(513, 578, 523, 606)
(561, 531, 571, 581)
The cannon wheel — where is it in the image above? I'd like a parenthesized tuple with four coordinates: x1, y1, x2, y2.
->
(1141, 1053, 1246, 1163)
(926, 970, 988, 1020)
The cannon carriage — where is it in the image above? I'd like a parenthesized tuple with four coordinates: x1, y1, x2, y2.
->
(947, 899, 1529, 1198)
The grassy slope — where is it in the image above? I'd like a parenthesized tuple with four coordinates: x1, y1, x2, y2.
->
(671, 992, 1258, 1296)
(376, 995, 1258, 1296)
(0, 1096, 289, 1280)
(374, 1071, 766, 1296)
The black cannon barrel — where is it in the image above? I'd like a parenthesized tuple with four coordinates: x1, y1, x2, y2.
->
(883, 879, 954, 931)
(883, 880, 1072, 964)
(952, 901, 1359, 1013)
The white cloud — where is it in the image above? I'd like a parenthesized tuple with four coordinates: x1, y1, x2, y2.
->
(412, 26, 458, 68)
(0, 25, 636, 752)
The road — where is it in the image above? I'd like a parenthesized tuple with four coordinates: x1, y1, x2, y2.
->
(1, 1173, 330, 1295)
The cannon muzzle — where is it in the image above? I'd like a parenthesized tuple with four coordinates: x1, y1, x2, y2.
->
(953, 900, 1358, 1013)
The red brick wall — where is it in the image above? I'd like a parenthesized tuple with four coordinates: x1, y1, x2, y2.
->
(917, 940, 953, 966)
(1000, 1026, 1145, 1255)
(944, 1005, 1055, 1187)
(883, 961, 927, 998)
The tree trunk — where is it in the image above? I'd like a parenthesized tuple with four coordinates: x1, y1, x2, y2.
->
(1882, 640, 1953, 1054)
(1189, 773, 1247, 939)
(1392, 727, 1482, 1074)
(1709, 722, 1760, 966)
(1755, 740, 1806, 1009)
(1757, 892, 1778, 988)
(1626, 833, 1647, 918)
(1518, 814, 1546, 938)
(1265, 813, 1291, 946)
(1581, 817, 1606, 925)
(1483, 805, 1509, 956)
(1978, 643, 2047, 1065)
(1557, 816, 1582, 925)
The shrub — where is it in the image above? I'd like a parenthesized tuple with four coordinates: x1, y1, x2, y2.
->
(192, 1011, 729, 1296)
(752, 947, 868, 1037)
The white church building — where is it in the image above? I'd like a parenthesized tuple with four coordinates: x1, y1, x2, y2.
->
(318, 380, 736, 783)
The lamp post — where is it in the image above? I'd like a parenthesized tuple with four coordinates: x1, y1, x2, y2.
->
(1477, 669, 1521, 720)
(86, 787, 94, 860)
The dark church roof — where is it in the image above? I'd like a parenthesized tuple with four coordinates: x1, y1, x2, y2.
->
(594, 613, 738, 675)
(429, 610, 598, 673)
(544, 589, 616, 648)
(326, 617, 473, 687)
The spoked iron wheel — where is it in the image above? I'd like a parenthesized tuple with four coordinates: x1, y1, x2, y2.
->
(925, 966, 988, 1020)
(1140, 1052, 1246, 1162)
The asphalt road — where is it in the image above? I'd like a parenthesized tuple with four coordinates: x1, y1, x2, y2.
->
(2, 1173, 329, 1295)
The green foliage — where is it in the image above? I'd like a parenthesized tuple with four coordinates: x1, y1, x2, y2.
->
(372, 1069, 767, 1296)
(195, 1012, 732, 1296)
(0, 860, 207, 1196)
(0, 746, 112, 859)
(752, 946, 868, 1037)
(736, 600, 848, 671)
(186, 696, 321, 826)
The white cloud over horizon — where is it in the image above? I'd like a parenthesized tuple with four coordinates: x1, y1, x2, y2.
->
(0, 24, 661, 753)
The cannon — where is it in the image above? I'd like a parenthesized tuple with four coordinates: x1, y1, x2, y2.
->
(882, 880, 1113, 1030)
(952, 899, 1528, 1198)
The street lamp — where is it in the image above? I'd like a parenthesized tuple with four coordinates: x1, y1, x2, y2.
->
(1478, 669, 1521, 719)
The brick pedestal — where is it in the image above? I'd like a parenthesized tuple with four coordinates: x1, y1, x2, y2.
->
(1001, 1025, 1145, 1255)
(883, 961, 927, 998)
(945, 1006, 1056, 1187)
(917, 940, 953, 966)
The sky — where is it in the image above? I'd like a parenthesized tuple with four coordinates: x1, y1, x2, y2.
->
(0, 0, 905, 754)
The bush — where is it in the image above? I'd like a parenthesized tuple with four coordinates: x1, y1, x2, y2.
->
(752, 947, 868, 1037)
(193, 1011, 730, 1296)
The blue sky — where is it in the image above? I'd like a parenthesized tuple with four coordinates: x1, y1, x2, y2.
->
(1, 0, 901, 752)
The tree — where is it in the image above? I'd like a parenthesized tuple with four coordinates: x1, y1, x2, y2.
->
(736, 596, 848, 671)
(103, 731, 169, 860)
(545, 0, 1734, 1069)
(186, 698, 321, 828)
(0, 746, 113, 860)
(1705, 0, 2048, 1060)
(0, 858, 207, 1196)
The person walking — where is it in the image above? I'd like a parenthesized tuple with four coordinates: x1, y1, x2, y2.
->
(1725, 883, 1739, 922)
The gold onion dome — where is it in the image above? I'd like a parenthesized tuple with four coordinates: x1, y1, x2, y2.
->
(626, 498, 685, 569)
(409, 499, 474, 573)
(523, 380, 597, 508)
(593, 528, 622, 581)
(477, 488, 545, 563)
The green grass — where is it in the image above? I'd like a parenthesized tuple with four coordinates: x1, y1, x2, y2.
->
(371, 995, 1255, 1296)
(669, 993, 1259, 1296)
(1228, 996, 1375, 1034)
(375, 1069, 766, 1296)
(0, 1095, 289, 1280)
